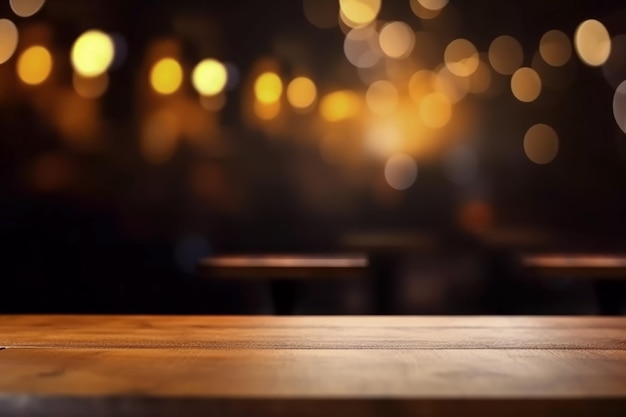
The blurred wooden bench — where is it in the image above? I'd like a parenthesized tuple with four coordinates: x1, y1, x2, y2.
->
(198, 254, 368, 314)
(522, 254, 626, 315)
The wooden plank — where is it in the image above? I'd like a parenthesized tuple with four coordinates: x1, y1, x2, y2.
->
(2, 316, 626, 350)
(1, 348, 626, 398)
(198, 254, 368, 279)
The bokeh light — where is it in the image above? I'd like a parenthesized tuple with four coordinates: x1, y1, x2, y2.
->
(344, 25, 382, 68)
(254, 72, 283, 104)
(192, 59, 228, 96)
(539, 30, 572, 67)
(142, 110, 180, 164)
(444, 38, 479, 77)
(511, 67, 541, 102)
(613, 81, 626, 134)
(320, 90, 360, 122)
(0, 19, 19, 65)
(524, 123, 559, 164)
(458, 200, 493, 234)
(379, 21, 415, 59)
(71, 30, 115, 77)
(200, 94, 226, 112)
(410, 0, 440, 19)
(17, 46, 52, 86)
(339, 0, 381, 27)
(488, 35, 523, 75)
(150, 58, 183, 95)
(468, 59, 492, 94)
(10, 0, 46, 17)
(73, 72, 109, 99)
(574, 19, 611, 67)
(409, 69, 436, 104)
(303, 0, 338, 29)
(434, 66, 469, 103)
(419, 92, 452, 128)
(287, 76, 317, 111)
(254, 100, 281, 120)
(417, 0, 448, 11)
(366, 80, 398, 115)
(365, 123, 404, 158)
(603, 35, 626, 89)
(385, 154, 418, 190)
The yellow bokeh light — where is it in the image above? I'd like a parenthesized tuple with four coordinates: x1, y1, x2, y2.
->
(17, 46, 52, 86)
(150, 58, 183, 95)
(539, 30, 572, 67)
(287, 76, 317, 110)
(320, 90, 361, 122)
(0, 19, 19, 65)
(511, 67, 541, 102)
(366, 80, 398, 116)
(419, 92, 452, 128)
(385, 154, 418, 190)
(409, 0, 440, 19)
(344, 25, 382, 68)
(575, 19, 611, 67)
(192, 59, 227, 96)
(254, 72, 283, 104)
(73, 72, 108, 99)
(71, 30, 115, 77)
(142, 110, 180, 164)
(417, 0, 448, 11)
(10, 0, 46, 17)
(488, 35, 523, 75)
(434, 66, 469, 103)
(409, 69, 436, 104)
(379, 21, 415, 59)
(254, 99, 281, 121)
(524, 124, 559, 164)
(339, 0, 381, 27)
(444, 38, 479, 77)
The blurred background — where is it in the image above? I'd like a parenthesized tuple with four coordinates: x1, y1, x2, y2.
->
(1, 0, 626, 315)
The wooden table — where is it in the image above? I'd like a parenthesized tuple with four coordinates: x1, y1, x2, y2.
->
(1, 315, 626, 416)
(198, 254, 369, 315)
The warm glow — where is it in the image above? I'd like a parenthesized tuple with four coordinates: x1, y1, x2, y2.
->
(150, 58, 183, 95)
(17, 46, 52, 85)
(0, 19, 19, 65)
(417, 0, 448, 11)
(254, 100, 281, 120)
(444, 38, 479, 77)
(200, 94, 226, 112)
(434, 66, 469, 103)
(254, 72, 283, 104)
(511, 67, 541, 102)
(409, 0, 440, 19)
(385, 154, 418, 190)
(339, 0, 381, 27)
(142, 110, 180, 164)
(192, 59, 227, 96)
(287, 76, 317, 110)
(71, 30, 115, 77)
(575, 19, 611, 67)
(10, 0, 46, 17)
(524, 124, 559, 164)
(613, 81, 626, 134)
(488, 35, 523, 75)
(366, 80, 398, 116)
(540, 30, 572, 67)
(320, 90, 360, 122)
(379, 21, 415, 59)
(73, 72, 108, 99)
(409, 69, 436, 104)
(419, 92, 452, 128)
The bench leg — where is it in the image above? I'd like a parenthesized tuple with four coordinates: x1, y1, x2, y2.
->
(594, 280, 625, 315)
(269, 280, 298, 315)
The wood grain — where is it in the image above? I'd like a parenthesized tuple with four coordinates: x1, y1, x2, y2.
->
(2, 316, 626, 350)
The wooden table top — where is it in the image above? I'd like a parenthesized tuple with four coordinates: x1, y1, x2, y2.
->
(1, 316, 626, 417)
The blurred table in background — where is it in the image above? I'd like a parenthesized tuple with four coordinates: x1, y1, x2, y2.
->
(198, 254, 369, 314)
(1, 315, 626, 417)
